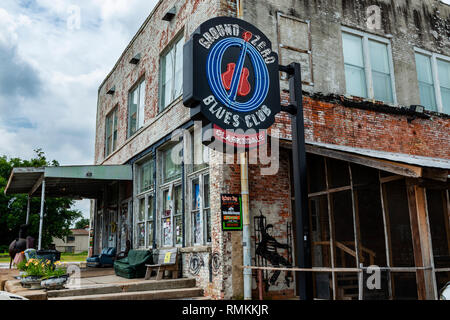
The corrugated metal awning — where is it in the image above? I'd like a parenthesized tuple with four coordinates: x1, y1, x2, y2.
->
(4, 165, 132, 198)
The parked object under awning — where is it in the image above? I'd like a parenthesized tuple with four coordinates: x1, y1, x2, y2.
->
(4, 165, 132, 250)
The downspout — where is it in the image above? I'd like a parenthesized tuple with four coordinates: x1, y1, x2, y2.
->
(236, 0, 252, 301)
(241, 152, 252, 300)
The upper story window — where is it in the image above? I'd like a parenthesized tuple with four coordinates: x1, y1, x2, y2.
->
(105, 107, 118, 157)
(128, 78, 146, 137)
(342, 27, 396, 104)
(414, 49, 450, 114)
(160, 35, 184, 111)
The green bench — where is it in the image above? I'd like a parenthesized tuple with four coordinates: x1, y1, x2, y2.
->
(114, 249, 153, 279)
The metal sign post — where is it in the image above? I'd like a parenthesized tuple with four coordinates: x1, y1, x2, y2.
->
(279, 62, 313, 300)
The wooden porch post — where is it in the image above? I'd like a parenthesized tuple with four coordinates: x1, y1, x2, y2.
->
(406, 179, 437, 300)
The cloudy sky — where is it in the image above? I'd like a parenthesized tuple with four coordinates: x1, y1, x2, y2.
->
(0, 0, 158, 220)
(0, 0, 449, 221)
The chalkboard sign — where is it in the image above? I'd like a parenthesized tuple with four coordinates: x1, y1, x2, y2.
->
(221, 194, 243, 231)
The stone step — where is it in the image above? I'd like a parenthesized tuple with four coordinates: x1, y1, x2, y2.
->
(47, 278, 196, 298)
(50, 287, 203, 300)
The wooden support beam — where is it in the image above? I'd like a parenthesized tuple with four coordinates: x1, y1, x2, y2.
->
(444, 190, 450, 255)
(379, 171, 394, 299)
(406, 180, 438, 300)
(380, 175, 404, 184)
(324, 159, 337, 300)
(349, 164, 363, 300)
(29, 174, 44, 196)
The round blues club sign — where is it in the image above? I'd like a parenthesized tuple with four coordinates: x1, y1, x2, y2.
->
(183, 17, 280, 132)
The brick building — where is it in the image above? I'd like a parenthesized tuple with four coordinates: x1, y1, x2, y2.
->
(90, 0, 450, 300)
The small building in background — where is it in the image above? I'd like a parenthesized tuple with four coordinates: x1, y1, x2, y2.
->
(52, 228, 89, 254)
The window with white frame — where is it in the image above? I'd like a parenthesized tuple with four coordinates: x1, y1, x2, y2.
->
(160, 35, 184, 110)
(105, 107, 118, 157)
(187, 128, 210, 245)
(135, 157, 155, 249)
(159, 142, 183, 247)
(162, 143, 182, 184)
(190, 126, 209, 173)
(128, 78, 146, 137)
(190, 173, 210, 245)
(342, 27, 396, 104)
(161, 184, 183, 247)
(414, 49, 450, 114)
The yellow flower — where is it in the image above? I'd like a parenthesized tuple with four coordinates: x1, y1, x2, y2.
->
(46, 260, 51, 264)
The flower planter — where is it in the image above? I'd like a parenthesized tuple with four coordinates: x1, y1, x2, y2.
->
(21, 276, 43, 290)
(40, 275, 69, 290)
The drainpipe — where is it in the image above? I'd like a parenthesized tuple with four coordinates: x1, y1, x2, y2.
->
(241, 152, 252, 300)
(236, 0, 252, 301)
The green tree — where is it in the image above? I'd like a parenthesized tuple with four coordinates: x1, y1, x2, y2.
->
(74, 217, 90, 229)
(0, 149, 82, 249)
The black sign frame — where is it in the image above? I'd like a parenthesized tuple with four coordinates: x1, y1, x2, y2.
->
(220, 193, 243, 231)
(183, 17, 281, 132)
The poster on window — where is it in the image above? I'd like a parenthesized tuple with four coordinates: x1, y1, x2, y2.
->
(221, 194, 243, 231)
(194, 183, 201, 210)
(163, 217, 172, 245)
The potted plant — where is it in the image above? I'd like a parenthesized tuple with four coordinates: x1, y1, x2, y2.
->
(40, 261, 69, 290)
(20, 258, 49, 290)
(16, 259, 28, 278)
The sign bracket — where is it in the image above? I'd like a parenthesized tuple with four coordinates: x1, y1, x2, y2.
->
(279, 62, 313, 300)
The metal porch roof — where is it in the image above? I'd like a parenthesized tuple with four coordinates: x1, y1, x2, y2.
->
(4, 165, 132, 198)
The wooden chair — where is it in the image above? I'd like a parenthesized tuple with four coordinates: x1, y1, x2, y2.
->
(144, 248, 179, 280)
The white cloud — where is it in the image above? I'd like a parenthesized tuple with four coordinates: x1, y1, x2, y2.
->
(0, 0, 158, 219)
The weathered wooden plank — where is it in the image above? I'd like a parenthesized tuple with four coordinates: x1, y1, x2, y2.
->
(406, 180, 437, 300)
(379, 171, 394, 299)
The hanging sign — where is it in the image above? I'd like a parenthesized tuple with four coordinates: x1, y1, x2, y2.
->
(183, 17, 280, 148)
(221, 194, 243, 231)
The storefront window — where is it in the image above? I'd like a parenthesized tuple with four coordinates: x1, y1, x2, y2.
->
(161, 184, 182, 247)
(138, 198, 145, 222)
(190, 173, 210, 245)
(135, 156, 155, 249)
(162, 189, 172, 246)
(137, 222, 145, 248)
(163, 144, 182, 183)
(192, 178, 202, 244)
(174, 185, 183, 245)
(147, 195, 154, 248)
(191, 129, 209, 172)
(140, 159, 154, 193)
(204, 174, 211, 243)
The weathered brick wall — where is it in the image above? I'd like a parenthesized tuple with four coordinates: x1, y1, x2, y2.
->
(95, 0, 222, 165)
(272, 92, 450, 159)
